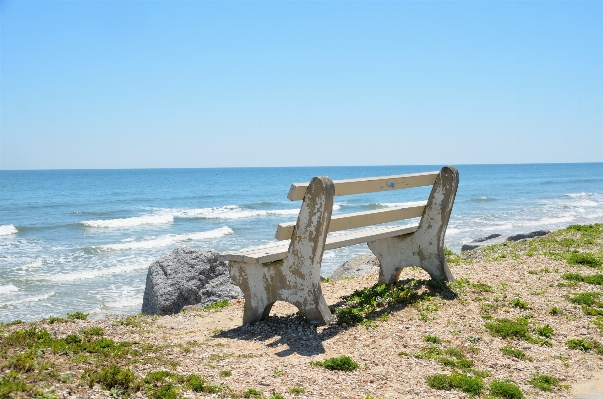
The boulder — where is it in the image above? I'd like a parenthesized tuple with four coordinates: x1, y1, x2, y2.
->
(506, 230, 550, 242)
(331, 253, 379, 281)
(461, 230, 551, 251)
(141, 247, 242, 315)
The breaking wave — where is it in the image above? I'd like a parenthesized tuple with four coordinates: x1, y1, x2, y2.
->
(95, 226, 234, 251)
(80, 214, 174, 228)
(0, 225, 18, 236)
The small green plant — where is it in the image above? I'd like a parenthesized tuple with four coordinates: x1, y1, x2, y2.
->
(510, 299, 529, 309)
(566, 338, 603, 353)
(243, 388, 263, 398)
(269, 393, 285, 399)
(485, 318, 531, 341)
(489, 379, 524, 398)
(426, 371, 484, 395)
(148, 383, 178, 399)
(87, 365, 139, 393)
(187, 375, 221, 393)
(204, 300, 230, 311)
(423, 335, 442, 344)
(289, 387, 306, 394)
(82, 326, 104, 336)
(529, 374, 560, 392)
(536, 324, 554, 338)
(567, 252, 602, 268)
(310, 356, 359, 372)
(499, 346, 532, 361)
(273, 368, 284, 377)
(219, 370, 232, 377)
(67, 311, 88, 320)
(563, 273, 603, 286)
(414, 346, 473, 370)
(549, 306, 561, 315)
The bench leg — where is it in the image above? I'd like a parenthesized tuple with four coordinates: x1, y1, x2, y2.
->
(229, 259, 332, 325)
(228, 176, 335, 325)
(367, 166, 459, 284)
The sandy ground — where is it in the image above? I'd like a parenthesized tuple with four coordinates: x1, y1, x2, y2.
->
(14, 253, 603, 399)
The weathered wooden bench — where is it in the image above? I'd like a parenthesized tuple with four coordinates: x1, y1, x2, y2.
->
(219, 166, 459, 325)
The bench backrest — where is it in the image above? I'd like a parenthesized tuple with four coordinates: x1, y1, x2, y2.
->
(275, 171, 441, 241)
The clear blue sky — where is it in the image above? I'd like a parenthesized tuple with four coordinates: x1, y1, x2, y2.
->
(1, 1, 601, 169)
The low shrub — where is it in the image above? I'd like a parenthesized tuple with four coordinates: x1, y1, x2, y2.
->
(426, 371, 484, 395)
(567, 252, 602, 268)
(311, 356, 359, 372)
(529, 374, 559, 392)
(489, 379, 524, 398)
(499, 346, 532, 361)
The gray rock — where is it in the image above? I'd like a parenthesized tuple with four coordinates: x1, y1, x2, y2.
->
(461, 230, 551, 251)
(141, 246, 242, 315)
(331, 253, 379, 281)
(461, 234, 506, 251)
(506, 230, 550, 242)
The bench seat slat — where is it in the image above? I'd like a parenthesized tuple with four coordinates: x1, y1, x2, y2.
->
(287, 171, 438, 201)
(219, 224, 418, 264)
(274, 201, 426, 240)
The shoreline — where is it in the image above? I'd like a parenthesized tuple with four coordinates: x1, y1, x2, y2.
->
(2, 223, 603, 398)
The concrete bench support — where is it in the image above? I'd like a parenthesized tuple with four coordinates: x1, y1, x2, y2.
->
(367, 166, 459, 284)
(228, 176, 335, 325)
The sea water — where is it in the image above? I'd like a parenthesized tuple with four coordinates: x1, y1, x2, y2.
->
(1, 163, 603, 323)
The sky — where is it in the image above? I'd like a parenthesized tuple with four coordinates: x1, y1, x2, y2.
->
(1, 1, 601, 170)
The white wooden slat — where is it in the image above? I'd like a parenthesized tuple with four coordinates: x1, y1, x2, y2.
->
(274, 201, 426, 240)
(219, 224, 418, 264)
(287, 171, 438, 201)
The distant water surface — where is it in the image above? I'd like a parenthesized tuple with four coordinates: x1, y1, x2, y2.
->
(1, 163, 603, 322)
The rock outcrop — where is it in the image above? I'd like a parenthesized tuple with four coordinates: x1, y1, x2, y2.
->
(330, 253, 379, 281)
(142, 247, 242, 315)
(461, 230, 550, 251)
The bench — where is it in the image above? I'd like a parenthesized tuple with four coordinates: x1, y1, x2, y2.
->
(219, 166, 459, 325)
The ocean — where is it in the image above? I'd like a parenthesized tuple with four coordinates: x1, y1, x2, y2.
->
(1, 163, 603, 323)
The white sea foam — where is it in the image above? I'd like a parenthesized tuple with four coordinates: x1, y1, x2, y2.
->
(46, 262, 150, 282)
(0, 224, 18, 236)
(0, 284, 19, 295)
(2, 291, 55, 305)
(565, 192, 590, 198)
(379, 201, 427, 208)
(159, 204, 340, 220)
(97, 226, 234, 251)
(80, 214, 174, 228)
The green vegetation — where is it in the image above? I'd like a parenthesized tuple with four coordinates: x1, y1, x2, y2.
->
(86, 365, 139, 393)
(289, 387, 306, 394)
(67, 312, 88, 320)
(567, 291, 603, 316)
(536, 324, 554, 338)
(243, 388, 263, 397)
(499, 346, 532, 361)
(204, 299, 230, 311)
(333, 278, 454, 326)
(489, 379, 524, 399)
(567, 252, 602, 268)
(310, 356, 359, 372)
(510, 299, 529, 309)
(414, 345, 475, 370)
(426, 371, 484, 395)
(219, 370, 232, 377)
(485, 317, 551, 345)
(423, 335, 442, 344)
(563, 273, 603, 286)
(485, 318, 531, 341)
(549, 306, 561, 315)
(529, 374, 560, 392)
(566, 338, 603, 354)
(269, 393, 285, 399)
